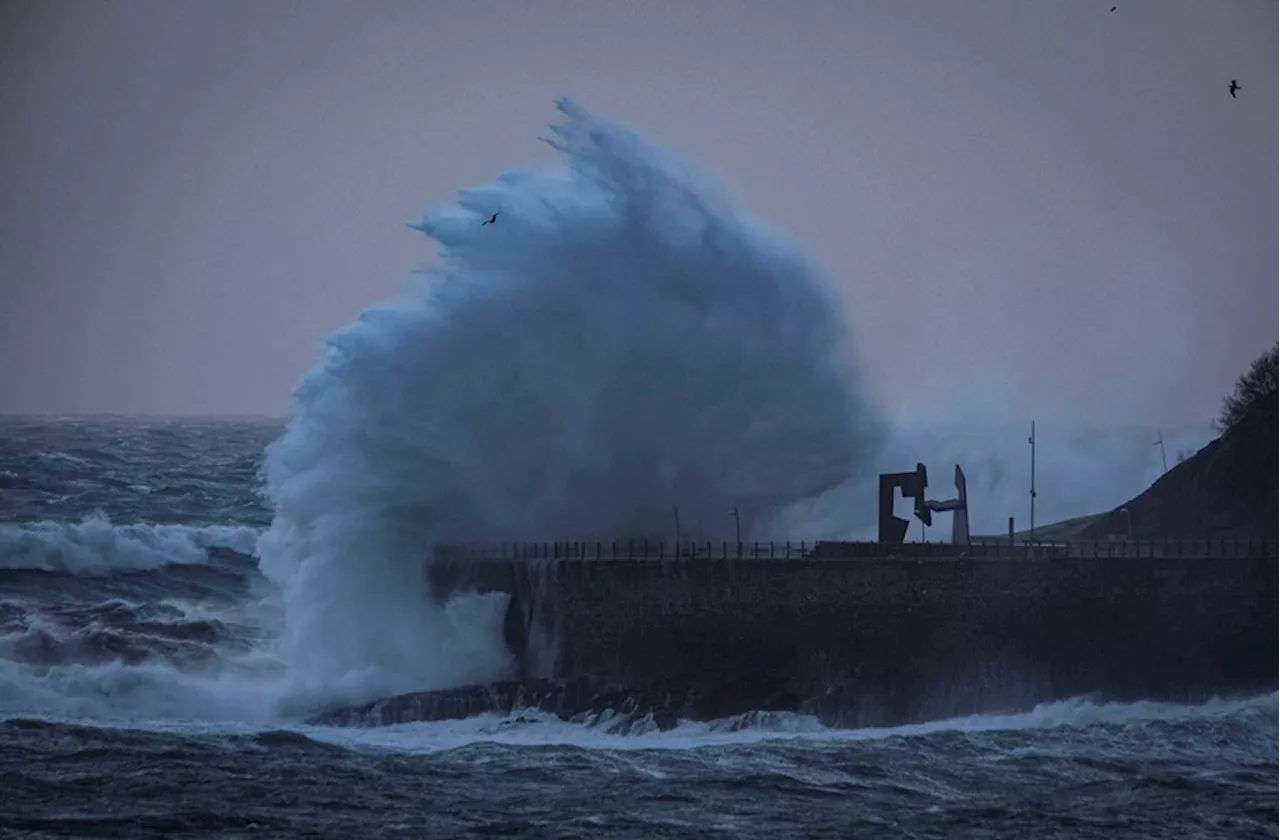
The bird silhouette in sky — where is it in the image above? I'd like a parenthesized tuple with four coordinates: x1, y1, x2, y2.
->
(1229, 80, 1240, 99)
(482, 213, 499, 226)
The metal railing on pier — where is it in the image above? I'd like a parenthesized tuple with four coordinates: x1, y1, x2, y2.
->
(434, 538, 1279, 562)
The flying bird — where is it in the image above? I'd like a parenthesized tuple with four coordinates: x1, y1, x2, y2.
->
(482, 213, 499, 226)
(1229, 80, 1240, 99)
(1110, 5, 1116, 10)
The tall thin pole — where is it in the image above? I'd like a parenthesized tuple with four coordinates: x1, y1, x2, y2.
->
(1028, 420, 1037, 542)
(730, 506, 741, 544)
(1153, 431, 1168, 474)
(673, 505, 681, 546)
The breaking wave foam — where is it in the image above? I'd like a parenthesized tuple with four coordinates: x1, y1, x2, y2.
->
(255, 99, 885, 706)
(0, 515, 260, 574)
(301, 691, 1280, 755)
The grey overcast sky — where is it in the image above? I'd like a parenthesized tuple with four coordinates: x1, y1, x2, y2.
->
(1, 0, 1275, 423)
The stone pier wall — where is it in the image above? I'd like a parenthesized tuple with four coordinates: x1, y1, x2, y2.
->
(427, 548, 1278, 727)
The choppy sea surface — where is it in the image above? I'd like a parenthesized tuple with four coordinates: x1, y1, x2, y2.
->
(0, 418, 1275, 839)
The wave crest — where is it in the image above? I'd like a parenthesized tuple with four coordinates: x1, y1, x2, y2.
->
(0, 515, 259, 574)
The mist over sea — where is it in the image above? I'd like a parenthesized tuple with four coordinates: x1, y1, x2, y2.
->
(1, 102, 1270, 838)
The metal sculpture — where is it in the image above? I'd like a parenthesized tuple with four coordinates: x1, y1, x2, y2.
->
(877, 463, 971, 545)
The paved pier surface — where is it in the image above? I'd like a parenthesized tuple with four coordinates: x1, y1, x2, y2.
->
(426, 542, 1278, 727)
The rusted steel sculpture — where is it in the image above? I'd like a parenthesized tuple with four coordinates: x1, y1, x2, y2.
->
(878, 463, 970, 544)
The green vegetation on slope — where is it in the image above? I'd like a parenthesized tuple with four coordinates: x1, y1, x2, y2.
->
(1216, 342, 1277, 432)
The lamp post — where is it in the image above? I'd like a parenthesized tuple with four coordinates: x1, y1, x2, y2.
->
(1153, 431, 1168, 475)
(730, 507, 741, 544)
(1028, 420, 1037, 542)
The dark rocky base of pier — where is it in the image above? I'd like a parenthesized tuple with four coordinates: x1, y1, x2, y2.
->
(305, 676, 813, 734)
(303, 671, 1270, 735)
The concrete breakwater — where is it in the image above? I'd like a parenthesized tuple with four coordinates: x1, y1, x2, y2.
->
(312, 544, 1278, 728)
(410, 541, 1279, 729)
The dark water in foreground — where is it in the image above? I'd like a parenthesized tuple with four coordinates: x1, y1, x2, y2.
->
(0, 419, 1275, 839)
(2, 698, 1276, 840)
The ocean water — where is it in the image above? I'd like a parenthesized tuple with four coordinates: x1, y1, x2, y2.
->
(2, 101, 1273, 837)
(2, 422, 1276, 839)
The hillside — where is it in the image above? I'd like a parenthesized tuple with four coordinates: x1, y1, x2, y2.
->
(1078, 397, 1278, 542)
(972, 513, 1102, 544)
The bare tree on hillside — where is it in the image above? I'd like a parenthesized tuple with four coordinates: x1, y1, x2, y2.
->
(1215, 342, 1278, 433)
